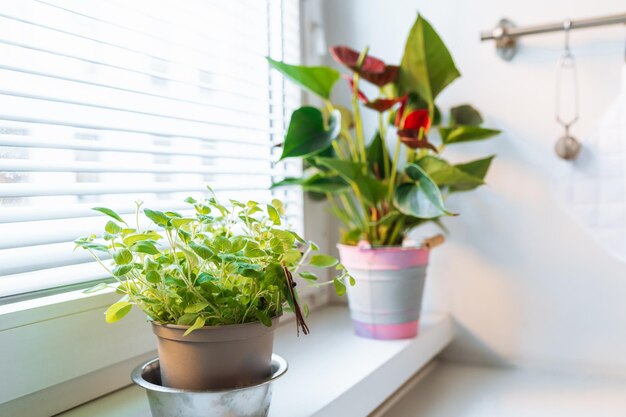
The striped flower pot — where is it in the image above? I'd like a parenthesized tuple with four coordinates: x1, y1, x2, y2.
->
(337, 243, 429, 340)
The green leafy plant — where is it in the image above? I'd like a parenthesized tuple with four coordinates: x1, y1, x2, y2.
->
(75, 191, 351, 335)
(269, 14, 500, 246)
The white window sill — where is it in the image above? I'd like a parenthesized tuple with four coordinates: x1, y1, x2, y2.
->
(383, 361, 626, 417)
(59, 305, 453, 417)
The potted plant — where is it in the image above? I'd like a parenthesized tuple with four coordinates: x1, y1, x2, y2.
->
(75, 190, 351, 392)
(268, 14, 500, 339)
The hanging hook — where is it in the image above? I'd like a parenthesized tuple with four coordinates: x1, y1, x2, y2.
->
(563, 19, 572, 57)
(554, 19, 581, 161)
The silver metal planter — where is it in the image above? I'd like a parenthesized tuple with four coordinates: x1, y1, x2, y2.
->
(131, 354, 288, 417)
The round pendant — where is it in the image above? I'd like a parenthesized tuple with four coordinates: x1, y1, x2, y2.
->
(555, 135, 581, 161)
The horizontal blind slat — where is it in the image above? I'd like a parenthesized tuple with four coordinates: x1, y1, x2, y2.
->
(0, 37, 270, 102)
(0, 10, 268, 84)
(0, 241, 98, 276)
(0, 136, 271, 160)
(0, 261, 109, 298)
(37, 0, 269, 58)
(0, 159, 299, 176)
(0, 183, 272, 197)
(0, 189, 303, 224)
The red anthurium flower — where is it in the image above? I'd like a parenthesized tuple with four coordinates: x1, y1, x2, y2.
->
(397, 109, 437, 152)
(364, 95, 407, 112)
(403, 109, 431, 132)
(330, 46, 399, 87)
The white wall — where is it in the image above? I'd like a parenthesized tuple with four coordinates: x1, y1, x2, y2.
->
(316, 0, 626, 376)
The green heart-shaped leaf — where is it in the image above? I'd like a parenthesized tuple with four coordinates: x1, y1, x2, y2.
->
(393, 163, 455, 219)
(309, 254, 338, 268)
(105, 301, 133, 323)
(280, 107, 341, 160)
(267, 57, 340, 99)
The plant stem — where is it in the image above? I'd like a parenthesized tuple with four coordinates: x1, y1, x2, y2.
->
(342, 131, 359, 161)
(406, 148, 415, 163)
(378, 112, 390, 180)
(327, 193, 354, 229)
(332, 141, 348, 160)
(387, 216, 405, 246)
(352, 72, 368, 169)
(293, 246, 312, 276)
(339, 193, 365, 231)
(388, 133, 402, 200)
(351, 46, 369, 170)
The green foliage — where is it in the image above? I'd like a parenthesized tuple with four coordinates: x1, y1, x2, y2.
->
(272, 173, 350, 194)
(92, 207, 127, 225)
(449, 156, 495, 193)
(399, 14, 461, 106)
(394, 163, 455, 219)
(268, 13, 500, 247)
(366, 132, 391, 179)
(266, 57, 340, 100)
(309, 254, 338, 268)
(280, 107, 341, 160)
(417, 156, 485, 189)
(76, 196, 352, 333)
(105, 301, 132, 323)
(439, 126, 501, 145)
(450, 104, 483, 126)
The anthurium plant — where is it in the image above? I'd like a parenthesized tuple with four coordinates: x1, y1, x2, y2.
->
(75, 191, 352, 335)
(269, 14, 500, 246)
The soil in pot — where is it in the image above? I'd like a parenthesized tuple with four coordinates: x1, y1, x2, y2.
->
(151, 317, 279, 390)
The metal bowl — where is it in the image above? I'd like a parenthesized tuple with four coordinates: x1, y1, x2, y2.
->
(132, 354, 288, 417)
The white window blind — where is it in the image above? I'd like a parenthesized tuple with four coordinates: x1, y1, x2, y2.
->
(0, 0, 303, 300)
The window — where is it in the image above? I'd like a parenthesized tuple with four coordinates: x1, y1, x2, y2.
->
(0, 1, 309, 415)
(0, 0, 303, 301)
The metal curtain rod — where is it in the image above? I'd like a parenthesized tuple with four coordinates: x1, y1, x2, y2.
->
(480, 12, 626, 61)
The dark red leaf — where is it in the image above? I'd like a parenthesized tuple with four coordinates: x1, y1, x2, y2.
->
(343, 75, 368, 103)
(398, 129, 438, 153)
(330, 45, 385, 74)
(330, 46, 398, 87)
(360, 65, 399, 87)
(364, 95, 406, 112)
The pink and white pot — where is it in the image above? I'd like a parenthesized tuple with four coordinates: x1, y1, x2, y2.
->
(337, 243, 429, 340)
